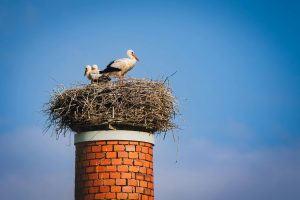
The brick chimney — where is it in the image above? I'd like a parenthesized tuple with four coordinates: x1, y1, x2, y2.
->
(74, 130, 154, 200)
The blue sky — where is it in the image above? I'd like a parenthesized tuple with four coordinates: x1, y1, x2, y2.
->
(0, 0, 299, 199)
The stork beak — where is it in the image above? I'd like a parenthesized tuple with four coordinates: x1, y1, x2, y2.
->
(84, 68, 87, 76)
(133, 53, 139, 62)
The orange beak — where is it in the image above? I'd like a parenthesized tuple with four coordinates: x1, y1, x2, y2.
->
(133, 53, 139, 61)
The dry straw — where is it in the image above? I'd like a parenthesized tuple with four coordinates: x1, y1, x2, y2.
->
(44, 79, 178, 137)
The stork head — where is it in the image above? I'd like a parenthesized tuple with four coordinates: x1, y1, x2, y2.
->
(84, 65, 91, 76)
(92, 64, 98, 70)
(127, 49, 139, 61)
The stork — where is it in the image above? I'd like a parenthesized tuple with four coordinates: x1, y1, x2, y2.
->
(84, 65, 110, 83)
(100, 49, 139, 83)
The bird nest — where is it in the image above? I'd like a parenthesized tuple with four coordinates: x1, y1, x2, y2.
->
(44, 79, 178, 137)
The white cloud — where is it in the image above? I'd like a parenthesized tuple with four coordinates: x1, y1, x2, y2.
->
(0, 127, 74, 200)
(1, 128, 299, 200)
(154, 138, 300, 200)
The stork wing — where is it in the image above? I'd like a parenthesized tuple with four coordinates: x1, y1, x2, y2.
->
(101, 59, 125, 73)
(90, 73, 101, 79)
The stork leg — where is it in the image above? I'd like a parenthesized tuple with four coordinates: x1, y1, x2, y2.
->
(119, 76, 124, 86)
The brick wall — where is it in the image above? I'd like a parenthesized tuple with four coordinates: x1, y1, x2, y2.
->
(75, 140, 154, 200)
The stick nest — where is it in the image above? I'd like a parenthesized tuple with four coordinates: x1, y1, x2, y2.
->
(44, 79, 178, 136)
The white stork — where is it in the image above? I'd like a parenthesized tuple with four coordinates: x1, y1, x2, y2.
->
(100, 49, 139, 82)
(84, 64, 110, 83)
(84, 65, 92, 79)
(84, 64, 101, 83)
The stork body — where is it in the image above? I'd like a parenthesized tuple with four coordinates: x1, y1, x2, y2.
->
(85, 64, 110, 83)
(100, 49, 139, 82)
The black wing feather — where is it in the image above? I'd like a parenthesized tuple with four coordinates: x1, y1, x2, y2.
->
(100, 60, 122, 74)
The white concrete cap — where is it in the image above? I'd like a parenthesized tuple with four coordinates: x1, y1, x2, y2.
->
(75, 130, 155, 145)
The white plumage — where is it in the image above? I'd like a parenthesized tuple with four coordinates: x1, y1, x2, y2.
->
(84, 64, 102, 83)
(100, 49, 139, 81)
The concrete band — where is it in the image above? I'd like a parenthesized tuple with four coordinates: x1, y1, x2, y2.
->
(75, 130, 155, 145)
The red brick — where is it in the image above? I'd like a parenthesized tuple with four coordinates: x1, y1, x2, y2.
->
(75, 141, 154, 200)
(114, 145, 125, 151)
(148, 182, 154, 189)
(117, 193, 128, 199)
(84, 180, 93, 187)
(126, 145, 135, 151)
(88, 173, 98, 180)
(82, 160, 90, 166)
(143, 161, 150, 168)
(112, 158, 122, 165)
(91, 146, 101, 152)
(134, 160, 143, 166)
(86, 166, 95, 173)
(139, 153, 146, 160)
(106, 166, 117, 172)
(116, 179, 126, 185)
(144, 188, 151, 195)
(149, 162, 153, 169)
(140, 180, 147, 187)
(128, 179, 138, 186)
(103, 179, 115, 185)
(141, 147, 148, 153)
(100, 186, 110, 192)
(100, 159, 111, 165)
(110, 172, 121, 178)
(129, 166, 139, 172)
(86, 153, 96, 159)
(145, 175, 152, 182)
(83, 146, 91, 153)
(129, 141, 139, 145)
(107, 141, 118, 144)
(121, 172, 131, 179)
(111, 186, 121, 192)
(139, 167, 146, 173)
(118, 165, 128, 172)
(94, 180, 104, 186)
(122, 186, 133, 192)
(145, 154, 152, 161)
(136, 187, 144, 193)
(102, 145, 113, 151)
(99, 172, 109, 179)
(118, 152, 128, 158)
(123, 158, 133, 165)
(106, 193, 116, 199)
(106, 152, 117, 158)
(90, 160, 99, 166)
(96, 165, 105, 172)
(128, 193, 139, 199)
(129, 152, 138, 159)
(88, 187, 98, 193)
(83, 194, 93, 200)
(136, 146, 141, 152)
(95, 193, 105, 199)
(147, 168, 153, 175)
(144, 143, 152, 147)
(95, 152, 105, 158)
(142, 195, 149, 200)
(136, 173, 144, 180)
